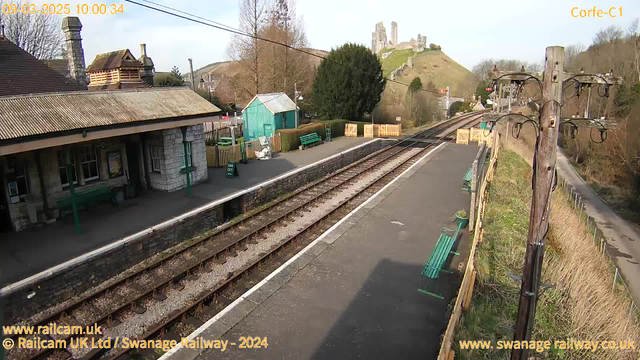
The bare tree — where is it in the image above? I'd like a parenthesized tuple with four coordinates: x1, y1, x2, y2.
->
(227, 0, 268, 97)
(0, 0, 64, 59)
(593, 25, 624, 45)
(260, 0, 312, 97)
(564, 44, 585, 69)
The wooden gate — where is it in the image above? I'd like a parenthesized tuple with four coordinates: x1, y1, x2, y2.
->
(345, 123, 358, 137)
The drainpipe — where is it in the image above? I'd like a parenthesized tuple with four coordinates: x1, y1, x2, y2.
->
(65, 147, 81, 234)
(181, 127, 192, 196)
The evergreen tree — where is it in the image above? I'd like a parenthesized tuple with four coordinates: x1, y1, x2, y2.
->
(312, 43, 386, 120)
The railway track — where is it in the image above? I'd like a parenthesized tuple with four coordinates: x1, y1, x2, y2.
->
(6, 112, 484, 360)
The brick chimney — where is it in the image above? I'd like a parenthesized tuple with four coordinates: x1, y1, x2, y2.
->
(139, 43, 155, 86)
(61, 17, 87, 86)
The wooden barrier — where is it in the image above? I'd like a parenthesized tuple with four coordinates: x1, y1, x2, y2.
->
(364, 124, 381, 138)
(437, 135, 500, 360)
(378, 124, 401, 137)
(345, 123, 358, 137)
(270, 133, 282, 152)
(456, 129, 470, 145)
(469, 128, 482, 142)
(206, 134, 282, 167)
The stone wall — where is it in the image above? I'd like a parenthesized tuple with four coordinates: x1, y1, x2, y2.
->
(144, 124, 207, 192)
(1, 139, 389, 323)
(1, 137, 139, 231)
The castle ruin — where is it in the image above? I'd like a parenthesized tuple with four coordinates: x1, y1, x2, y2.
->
(371, 22, 388, 55)
(371, 21, 427, 55)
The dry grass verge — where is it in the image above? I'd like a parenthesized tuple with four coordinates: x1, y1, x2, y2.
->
(454, 148, 639, 360)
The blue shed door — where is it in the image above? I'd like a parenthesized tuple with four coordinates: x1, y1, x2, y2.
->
(263, 124, 273, 138)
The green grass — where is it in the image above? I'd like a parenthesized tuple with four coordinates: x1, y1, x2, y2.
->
(380, 48, 434, 77)
(454, 150, 570, 360)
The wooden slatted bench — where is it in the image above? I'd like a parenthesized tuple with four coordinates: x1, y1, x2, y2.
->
(300, 133, 322, 149)
(57, 186, 114, 217)
(419, 222, 464, 299)
(462, 166, 473, 192)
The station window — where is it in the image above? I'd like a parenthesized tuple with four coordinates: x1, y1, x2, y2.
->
(179, 142, 192, 169)
(57, 150, 78, 188)
(7, 159, 30, 202)
(150, 145, 163, 172)
(80, 145, 100, 181)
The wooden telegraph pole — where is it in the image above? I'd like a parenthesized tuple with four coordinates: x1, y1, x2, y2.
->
(510, 46, 564, 360)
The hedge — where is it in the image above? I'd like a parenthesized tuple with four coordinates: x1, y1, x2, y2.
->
(277, 123, 326, 152)
(313, 120, 369, 137)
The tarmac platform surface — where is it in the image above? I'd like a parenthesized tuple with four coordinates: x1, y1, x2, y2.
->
(163, 143, 480, 360)
(0, 137, 370, 286)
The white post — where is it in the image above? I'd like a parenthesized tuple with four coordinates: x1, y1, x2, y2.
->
(231, 126, 236, 146)
(294, 83, 298, 129)
(613, 268, 619, 292)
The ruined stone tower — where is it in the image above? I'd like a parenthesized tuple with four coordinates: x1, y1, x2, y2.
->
(371, 22, 388, 54)
(391, 21, 398, 47)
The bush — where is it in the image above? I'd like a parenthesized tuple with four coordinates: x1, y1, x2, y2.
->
(312, 119, 371, 137)
(277, 123, 326, 152)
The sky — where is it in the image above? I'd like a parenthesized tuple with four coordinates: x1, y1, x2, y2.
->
(26, 0, 640, 73)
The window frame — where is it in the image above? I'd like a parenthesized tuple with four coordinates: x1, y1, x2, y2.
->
(179, 142, 193, 170)
(150, 145, 163, 173)
(80, 145, 100, 182)
(57, 150, 78, 188)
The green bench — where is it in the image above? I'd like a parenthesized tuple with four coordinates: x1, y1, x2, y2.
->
(218, 137, 234, 147)
(418, 222, 464, 299)
(462, 166, 473, 192)
(300, 133, 322, 149)
(57, 186, 114, 217)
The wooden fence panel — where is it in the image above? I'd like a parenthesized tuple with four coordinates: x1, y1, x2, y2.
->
(378, 124, 401, 137)
(244, 140, 261, 160)
(456, 129, 470, 145)
(469, 128, 482, 142)
(364, 124, 373, 138)
(206, 146, 218, 167)
(345, 123, 358, 137)
(271, 133, 282, 152)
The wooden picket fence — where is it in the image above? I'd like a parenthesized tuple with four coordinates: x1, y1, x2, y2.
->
(206, 134, 281, 167)
(363, 124, 401, 138)
(378, 124, 401, 137)
(437, 129, 500, 360)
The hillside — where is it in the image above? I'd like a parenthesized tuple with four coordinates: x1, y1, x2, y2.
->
(381, 49, 476, 96)
(376, 49, 478, 123)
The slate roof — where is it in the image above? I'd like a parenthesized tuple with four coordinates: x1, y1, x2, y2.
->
(0, 36, 86, 96)
(0, 87, 221, 141)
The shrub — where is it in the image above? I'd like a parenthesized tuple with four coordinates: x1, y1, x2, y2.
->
(277, 123, 326, 152)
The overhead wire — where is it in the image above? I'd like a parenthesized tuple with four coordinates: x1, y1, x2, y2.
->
(125, 0, 462, 98)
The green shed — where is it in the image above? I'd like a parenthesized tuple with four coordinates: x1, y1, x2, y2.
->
(242, 92, 298, 141)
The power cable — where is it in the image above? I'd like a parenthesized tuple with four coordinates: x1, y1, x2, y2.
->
(125, 0, 463, 98)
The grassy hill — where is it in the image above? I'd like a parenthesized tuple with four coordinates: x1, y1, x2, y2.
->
(381, 49, 476, 96)
(376, 49, 478, 124)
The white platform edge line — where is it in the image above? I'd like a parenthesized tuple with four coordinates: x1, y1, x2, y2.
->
(0, 139, 382, 296)
(158, 141, 447, 359)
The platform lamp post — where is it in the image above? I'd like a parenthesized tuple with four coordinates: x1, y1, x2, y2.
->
(180, 127, 192, 196)
(65, 147, 81, 234)
(294, 83, 303, 129)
